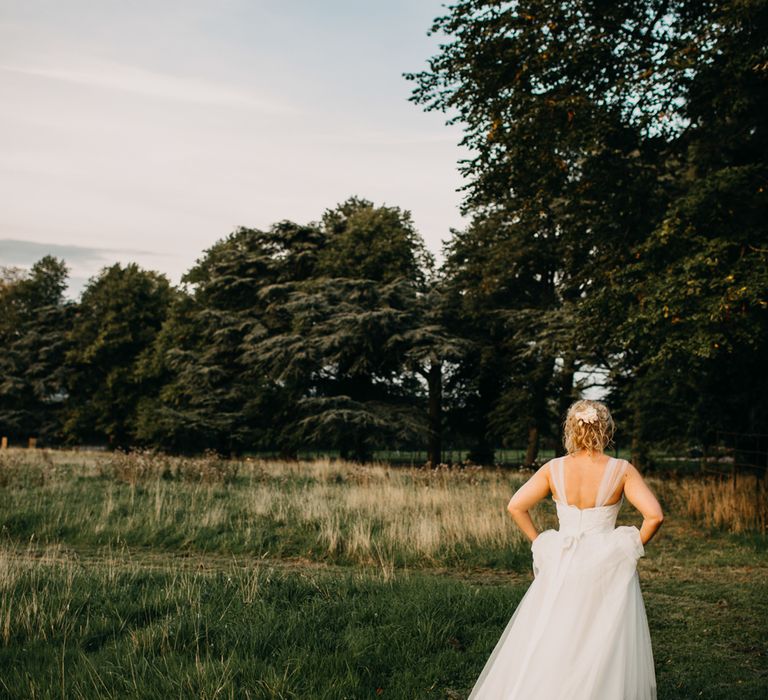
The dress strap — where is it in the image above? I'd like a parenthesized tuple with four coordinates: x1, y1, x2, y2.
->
(595, 457, 627, 507)
(549, 456, 567, 504)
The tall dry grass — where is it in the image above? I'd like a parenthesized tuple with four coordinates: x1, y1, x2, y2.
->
(657, 474, 768, 534)
(0, 449, 764, 580)
(0, 448, 542, 571)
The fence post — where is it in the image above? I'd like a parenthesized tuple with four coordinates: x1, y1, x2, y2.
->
(28, 437, 37, 449)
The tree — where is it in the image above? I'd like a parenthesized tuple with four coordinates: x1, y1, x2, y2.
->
(586, 0, 768, 453)
(408, 0, 767, 460)
(135, 221, 326, 456)
(241, 198, 440, 462)
(438, 213, 566, 465)
(0, 256, 73, 444)
(135, 199, 442, 460)
(405, 1, 680, 461)
(63, 263, 172, 447)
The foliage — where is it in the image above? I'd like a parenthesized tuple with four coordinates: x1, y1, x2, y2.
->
(406, 0, 768, 458)
(132, 198, 445, 459)
(62, 263, 172, 447)
(240, 198, 444, 461)
(0, 256, 73, 444)
(2, 0, 766, 459)
(318, 195, 434, 287)
(134, 222, 323, 455)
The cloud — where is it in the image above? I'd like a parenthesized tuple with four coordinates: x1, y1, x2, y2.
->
(0, 238, 164, 267)
(0, 239, 175, 300)
(0, 60, 296, 114)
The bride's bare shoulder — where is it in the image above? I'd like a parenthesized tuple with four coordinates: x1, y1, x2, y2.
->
(537, 458, 561, 487)
(622, 459, 644, 480)
(539, 457, 560, 475)
(621, 459, 664, 519)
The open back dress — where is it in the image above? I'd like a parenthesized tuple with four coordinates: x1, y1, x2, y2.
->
(467, 456, 657, 699)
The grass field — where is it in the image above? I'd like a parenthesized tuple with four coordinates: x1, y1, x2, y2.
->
(0, 448, 766, 698)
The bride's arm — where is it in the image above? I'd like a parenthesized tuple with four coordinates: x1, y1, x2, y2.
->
(623, 462, 664, 545)
(507, 463, 552, 543)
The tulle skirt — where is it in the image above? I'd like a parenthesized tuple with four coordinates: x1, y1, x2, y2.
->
(468, 526, 656, 700)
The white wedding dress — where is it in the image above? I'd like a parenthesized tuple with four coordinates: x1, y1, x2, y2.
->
(468, 457, 657, 699)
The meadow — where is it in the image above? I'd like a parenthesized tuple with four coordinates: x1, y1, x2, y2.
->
(0, 448, 765, 698)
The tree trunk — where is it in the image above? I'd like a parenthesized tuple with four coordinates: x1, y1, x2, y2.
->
(427, 359, 443, 467)
(555, 354, 576, 457)
(352, 432, 371, 463)
(631, 404, 649, 470)
(523, 356, 556, 467)
(467, 368, 497, 466)
(524, 425, 539, 467)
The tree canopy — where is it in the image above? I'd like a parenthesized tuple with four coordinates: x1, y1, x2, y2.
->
(405, 0, 768, 462)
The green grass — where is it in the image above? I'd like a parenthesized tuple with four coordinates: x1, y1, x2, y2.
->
(1, 547, 765, 699)
(0, 449, 765, 698)
(0, 554, 514, 699)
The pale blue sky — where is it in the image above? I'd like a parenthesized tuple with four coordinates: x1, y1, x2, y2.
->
(0, 0, 468, 297)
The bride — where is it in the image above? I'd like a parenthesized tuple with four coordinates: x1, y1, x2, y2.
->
(468, 399, 664, 699)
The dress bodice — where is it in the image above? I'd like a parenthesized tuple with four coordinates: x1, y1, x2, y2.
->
(549, 456, 628, 538)
(554, 499, 622, 537)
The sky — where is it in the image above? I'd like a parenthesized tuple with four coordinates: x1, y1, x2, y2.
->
(0, 0, 469, 299)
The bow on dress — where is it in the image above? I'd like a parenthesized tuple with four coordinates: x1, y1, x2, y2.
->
(561, 532, 586, 550)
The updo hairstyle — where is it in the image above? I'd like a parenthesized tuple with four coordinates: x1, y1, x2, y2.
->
(563, 399, 615, 454)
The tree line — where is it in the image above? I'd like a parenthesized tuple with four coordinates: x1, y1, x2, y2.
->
(1, 0, 765, 467)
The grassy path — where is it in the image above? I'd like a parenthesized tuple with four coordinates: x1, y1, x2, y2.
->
(2, 542, 537, 586)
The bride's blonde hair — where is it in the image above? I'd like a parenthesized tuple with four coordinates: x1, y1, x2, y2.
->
(563, 399, 615, 454)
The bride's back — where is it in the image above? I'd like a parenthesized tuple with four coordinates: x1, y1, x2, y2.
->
(549, 453, 625, 509)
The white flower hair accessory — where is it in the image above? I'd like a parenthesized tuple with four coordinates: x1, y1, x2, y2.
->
(573, 406, 599, 424)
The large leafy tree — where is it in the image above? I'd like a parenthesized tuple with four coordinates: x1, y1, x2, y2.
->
(408, 0, 767, 460)
(137, 198, 446, 461)
(584, 0, 768, 452)
(134, 220, 326, 455)
(0, 256, 73, 444)
(242, 198, 443, 462)
(437, 209, 575, 465)
(405, 1, 677, 462)
(63, 263, 172, 447)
